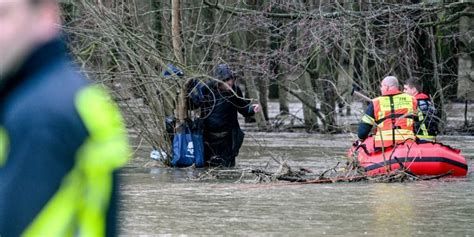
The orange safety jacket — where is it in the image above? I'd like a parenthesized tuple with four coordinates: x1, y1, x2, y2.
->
(372, 89, 417, 148)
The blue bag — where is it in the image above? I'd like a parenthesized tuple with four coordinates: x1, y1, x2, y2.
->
(171, 120, 204, 167)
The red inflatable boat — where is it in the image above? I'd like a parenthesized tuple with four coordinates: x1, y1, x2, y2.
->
(348, 136, 468, 177)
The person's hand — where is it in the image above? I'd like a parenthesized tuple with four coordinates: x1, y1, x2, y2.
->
(351, 83, 361, 96)
(353, 139, 363, 147)
(252, 104, 261, 113)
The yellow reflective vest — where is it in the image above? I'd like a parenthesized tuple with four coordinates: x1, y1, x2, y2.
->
(372, 90, 417, 148)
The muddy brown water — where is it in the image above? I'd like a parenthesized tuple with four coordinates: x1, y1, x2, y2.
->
(118, 132, 474, 236)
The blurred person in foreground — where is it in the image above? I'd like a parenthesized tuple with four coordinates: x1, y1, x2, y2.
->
(0, 0, 131, 236)
(403, 77, 438, 142)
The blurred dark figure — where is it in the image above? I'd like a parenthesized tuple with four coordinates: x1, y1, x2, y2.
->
(190, 64, 260, 167)
(0, 0, 131, 236)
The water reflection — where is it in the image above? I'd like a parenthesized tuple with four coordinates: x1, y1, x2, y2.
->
(371, 184, 414, 236)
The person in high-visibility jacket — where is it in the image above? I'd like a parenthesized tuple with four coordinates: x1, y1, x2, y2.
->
(358, 76, 418, 148)
(0, 1, 131, 236)
(403, 77, 438, 142)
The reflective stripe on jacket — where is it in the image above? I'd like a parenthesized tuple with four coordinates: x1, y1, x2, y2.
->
(0, 127, 7, 167)
(414, 93, 437, 141)
(372, 89, 417, 148)
(0, 39, 130, 237)
(22, 85, 130, 237)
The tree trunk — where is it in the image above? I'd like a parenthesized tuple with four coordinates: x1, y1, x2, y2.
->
(171, 0, 186, 125)
(258, 77, 269, 120)
(268, 12, 288, 115)
(171, 0, 183, 63)
(300, 72, 319, 131)
(247, 0, 269, 121)
(151, 0, 163, 52)
(278, 74, 290, 115)
(243, 77, 268, 129)
(346, 41, 356, 116)
(429, 19, 446, 133)
(228, 15, 267, 129)
(317, 48, 339, 133)
(151, 1, 174, 117)
(201, 3, 215, 70)
(362, 19, 370, 94)
(457, 9, 474, 102)
(321, 82, 337, 133)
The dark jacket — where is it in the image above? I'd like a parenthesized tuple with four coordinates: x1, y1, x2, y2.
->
(198, 82, 255, 132)
(190, 80, 254, 167)
(414, 93, 438, 139)
(0, 39, 129, 236)
(358, 102, 375, 140)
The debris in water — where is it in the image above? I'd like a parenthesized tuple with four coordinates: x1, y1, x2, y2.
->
(193, 157, 452, 184)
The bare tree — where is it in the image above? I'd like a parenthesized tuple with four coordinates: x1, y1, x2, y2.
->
(60, 0, 474, 160)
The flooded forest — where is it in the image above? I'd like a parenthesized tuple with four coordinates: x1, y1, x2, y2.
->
(61, 1, 473, 235)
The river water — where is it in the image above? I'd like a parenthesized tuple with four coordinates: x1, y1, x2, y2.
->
(118, 132, 474, 236)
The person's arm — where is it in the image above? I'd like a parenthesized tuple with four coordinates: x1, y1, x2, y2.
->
(358, 102, 375, 140)
(232, 87, 256, 117)
(422, 100, 439, 134)
(187, 79, 206, 108)
(413, 96, 419, 122)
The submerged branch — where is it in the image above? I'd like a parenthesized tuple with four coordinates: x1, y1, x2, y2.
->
(193, 158, 453, 184)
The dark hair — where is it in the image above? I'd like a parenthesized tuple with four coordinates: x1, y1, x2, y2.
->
(405, 77, 423, 92)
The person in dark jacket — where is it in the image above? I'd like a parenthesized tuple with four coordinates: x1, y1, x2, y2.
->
(0, 1, 130, 236)
(192, 64, 260, 167)
(403, 77, 438, 142)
